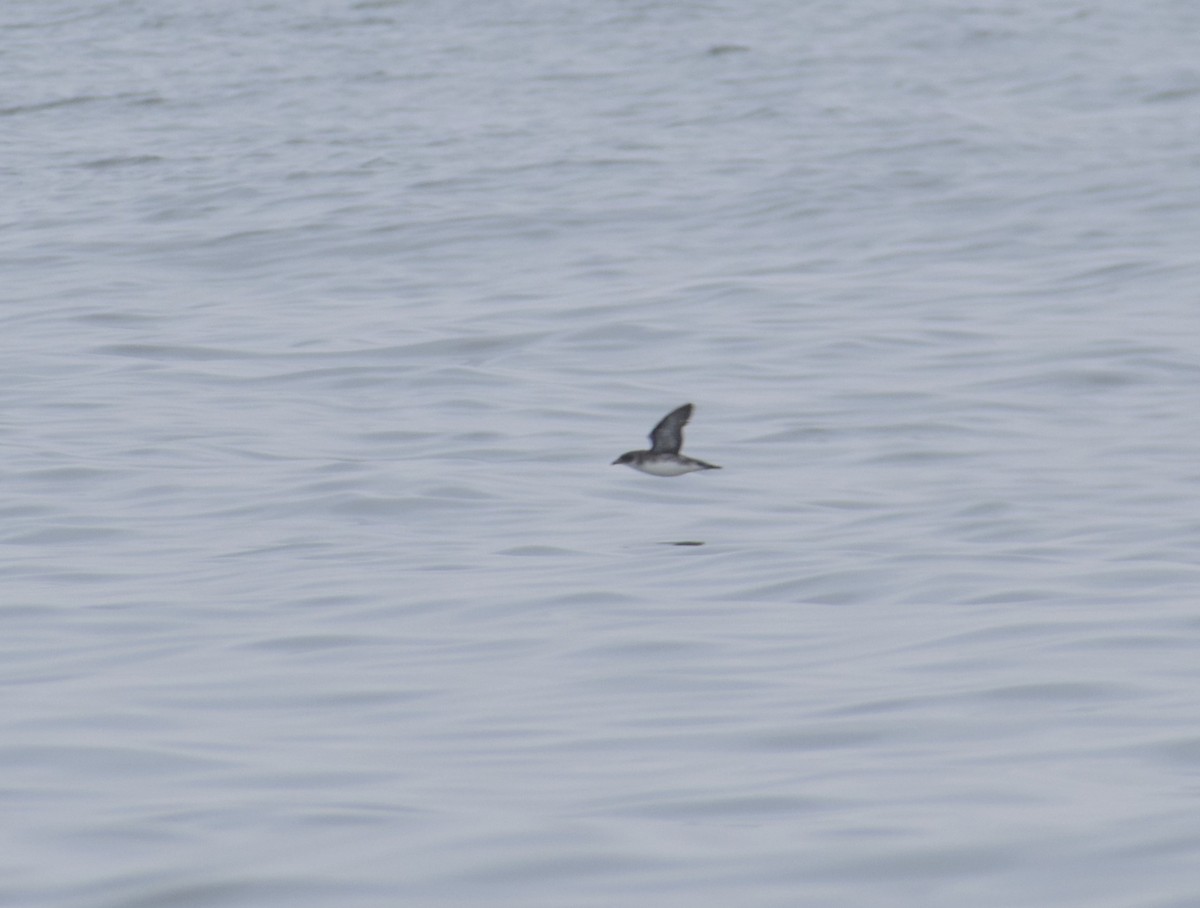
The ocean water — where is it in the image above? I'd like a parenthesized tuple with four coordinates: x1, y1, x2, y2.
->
(5, 1, 1200, 905)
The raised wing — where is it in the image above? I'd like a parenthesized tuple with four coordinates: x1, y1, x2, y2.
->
(648, 403, 693, 454)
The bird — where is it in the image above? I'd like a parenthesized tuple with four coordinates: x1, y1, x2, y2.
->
(612, 403, 721, 476)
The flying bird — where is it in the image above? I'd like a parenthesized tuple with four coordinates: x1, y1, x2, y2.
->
(612, 403, 721, 476)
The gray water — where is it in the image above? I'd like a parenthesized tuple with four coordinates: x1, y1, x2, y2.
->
(5, 1, 1200, 905)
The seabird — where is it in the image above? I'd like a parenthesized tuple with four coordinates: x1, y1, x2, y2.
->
(612, 403, 721, 476)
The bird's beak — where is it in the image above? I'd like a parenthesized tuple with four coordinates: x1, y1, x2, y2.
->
(611, 458, 621, 465)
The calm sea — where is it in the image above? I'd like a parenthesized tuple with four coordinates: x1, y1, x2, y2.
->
(5, 1, 1200, 906)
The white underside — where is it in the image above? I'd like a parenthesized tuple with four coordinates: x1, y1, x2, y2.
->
(630, 459, 706, 477)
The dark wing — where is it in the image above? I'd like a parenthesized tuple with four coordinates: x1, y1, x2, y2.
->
(648, 403, 693, 454)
